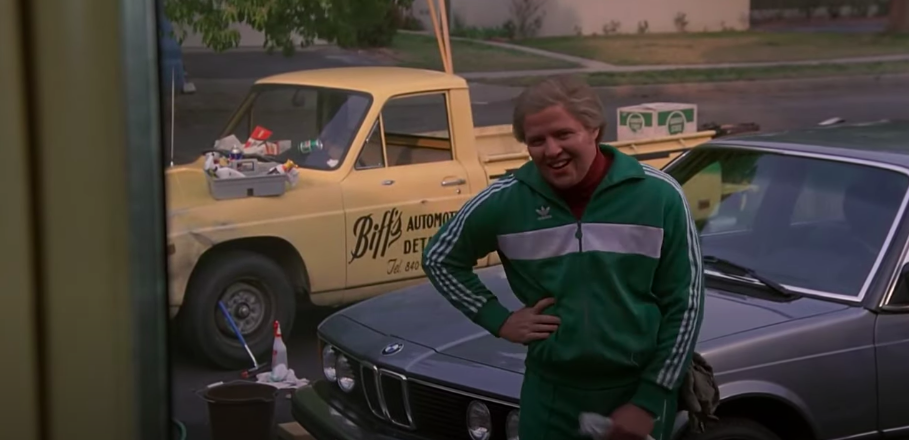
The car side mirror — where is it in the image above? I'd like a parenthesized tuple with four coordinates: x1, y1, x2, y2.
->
(888, 263, 909, 306)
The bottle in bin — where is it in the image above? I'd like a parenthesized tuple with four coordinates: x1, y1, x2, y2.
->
(298, 139, 323, 154)
(229, 146, 243, 163)
(271, 320, 288, 381)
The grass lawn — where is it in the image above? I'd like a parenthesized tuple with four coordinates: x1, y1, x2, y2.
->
(382, 33, 578, 72)
(517, 32, 909, 66)
(480, 61, 909, 88)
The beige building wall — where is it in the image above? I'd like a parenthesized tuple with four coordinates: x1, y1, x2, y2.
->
(413, 0, 751, 36)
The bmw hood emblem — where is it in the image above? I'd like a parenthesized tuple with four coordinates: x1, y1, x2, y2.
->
(382, 342, 403, 356)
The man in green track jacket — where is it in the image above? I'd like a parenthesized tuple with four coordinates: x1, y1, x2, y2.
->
(422, 75, 705, 440)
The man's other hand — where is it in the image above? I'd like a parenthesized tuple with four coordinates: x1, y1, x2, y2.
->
(607, 404, 655, 440)
(499, 297, 560, 344)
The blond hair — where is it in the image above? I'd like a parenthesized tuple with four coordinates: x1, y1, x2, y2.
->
(512, 74, 606, 143)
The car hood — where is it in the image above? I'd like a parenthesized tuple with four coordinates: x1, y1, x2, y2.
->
(336, 266, 849, 373)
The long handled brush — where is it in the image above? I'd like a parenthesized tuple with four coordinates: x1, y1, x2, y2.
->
(217, 301, 260, 371)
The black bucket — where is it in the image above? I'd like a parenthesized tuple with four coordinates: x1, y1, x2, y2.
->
(202, 382, 278, 440)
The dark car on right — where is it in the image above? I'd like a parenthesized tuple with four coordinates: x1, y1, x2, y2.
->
(293, 120, 909, 440)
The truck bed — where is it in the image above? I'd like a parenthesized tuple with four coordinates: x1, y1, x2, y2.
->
(474, 125, 529, 182)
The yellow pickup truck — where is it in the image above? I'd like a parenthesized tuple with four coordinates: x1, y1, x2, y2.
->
(166, 66, 718, 368)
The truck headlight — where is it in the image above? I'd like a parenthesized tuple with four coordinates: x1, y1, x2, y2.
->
(321, 345, 337, 382)
(466, 400, 491, 440)
(336, 354, 356, 392)
(506, 409, 519, 440)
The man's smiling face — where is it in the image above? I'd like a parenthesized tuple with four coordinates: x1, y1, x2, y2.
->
(523, 104, 600, 190)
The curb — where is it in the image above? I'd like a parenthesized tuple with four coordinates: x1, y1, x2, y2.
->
(396, 29, 602, 68)
(398, 29, 909, 78)
(450, 36, 610, 69)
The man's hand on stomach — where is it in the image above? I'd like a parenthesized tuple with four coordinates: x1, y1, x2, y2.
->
(500, 297, 560, 344)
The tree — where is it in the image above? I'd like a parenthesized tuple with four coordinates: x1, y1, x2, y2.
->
(163, 0, 414, 55)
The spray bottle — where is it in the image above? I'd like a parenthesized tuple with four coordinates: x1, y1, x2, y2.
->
(270, 320, 289, 381)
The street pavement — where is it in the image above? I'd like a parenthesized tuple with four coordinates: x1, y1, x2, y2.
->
(182, 45, 391, 79)
(168, 48, 909, 440)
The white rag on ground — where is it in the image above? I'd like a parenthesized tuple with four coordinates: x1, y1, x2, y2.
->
(254, 366, 309, 390)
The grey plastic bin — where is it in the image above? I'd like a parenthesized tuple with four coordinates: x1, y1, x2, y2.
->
(205, 161, 289, 200)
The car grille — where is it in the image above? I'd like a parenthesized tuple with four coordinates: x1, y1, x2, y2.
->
(360, 361, 414, 428)
(338, 353, 516, 440)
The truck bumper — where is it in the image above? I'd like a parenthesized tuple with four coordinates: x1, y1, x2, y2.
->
(291, 381, 429, 440)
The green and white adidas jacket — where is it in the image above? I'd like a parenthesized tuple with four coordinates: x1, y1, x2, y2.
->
(421, 143, 705, 417)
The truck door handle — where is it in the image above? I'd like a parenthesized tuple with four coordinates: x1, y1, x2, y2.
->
(381, 179, 395, 186)
(441, 178, 466, 187)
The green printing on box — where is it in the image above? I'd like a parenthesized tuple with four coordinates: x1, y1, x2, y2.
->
(619, 111, 654, 133)
(620, 108, 696, 135)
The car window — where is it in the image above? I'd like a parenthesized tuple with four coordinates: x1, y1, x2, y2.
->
(669, 147, 908, 297)
(355, 118, 386, 170)
(790, 160, 851, 224)
(380, 92, 453, 167)
(682, 158, 769, 235)
(890, 273, 909, 306)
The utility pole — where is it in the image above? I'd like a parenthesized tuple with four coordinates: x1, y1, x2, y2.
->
(425, 0, 453, 73)
(888, 0, 909, 33)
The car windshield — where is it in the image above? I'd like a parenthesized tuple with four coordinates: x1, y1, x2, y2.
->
(219, 84, 372, 171)
(667, 146, 909, 298)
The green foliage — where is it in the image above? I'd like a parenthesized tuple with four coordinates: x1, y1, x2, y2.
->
(163, 0, 414, 54)
(451, 22, 514, 40)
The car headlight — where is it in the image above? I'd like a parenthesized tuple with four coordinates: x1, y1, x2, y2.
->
(466, 400, 492, 440)
(506, 409, 519, 440)
(336, 354, 356, 392)
(321, 344, 337, 382)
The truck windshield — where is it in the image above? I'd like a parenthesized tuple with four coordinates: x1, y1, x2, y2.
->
(667, 147, 909, 298)
(220, 84, 372, 171)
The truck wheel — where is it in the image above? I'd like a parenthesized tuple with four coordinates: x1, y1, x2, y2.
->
(686, 418, 781, 440)
(178, 250, 297, 369)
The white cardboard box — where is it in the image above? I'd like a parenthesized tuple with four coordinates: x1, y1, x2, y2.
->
(616, 103, 698, 141)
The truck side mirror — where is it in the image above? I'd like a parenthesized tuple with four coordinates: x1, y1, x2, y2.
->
(291, 89, 307, 107)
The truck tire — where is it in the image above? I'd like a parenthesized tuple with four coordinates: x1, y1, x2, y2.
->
(686, 418, 781, 440)
(177, 250, 297, 369)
